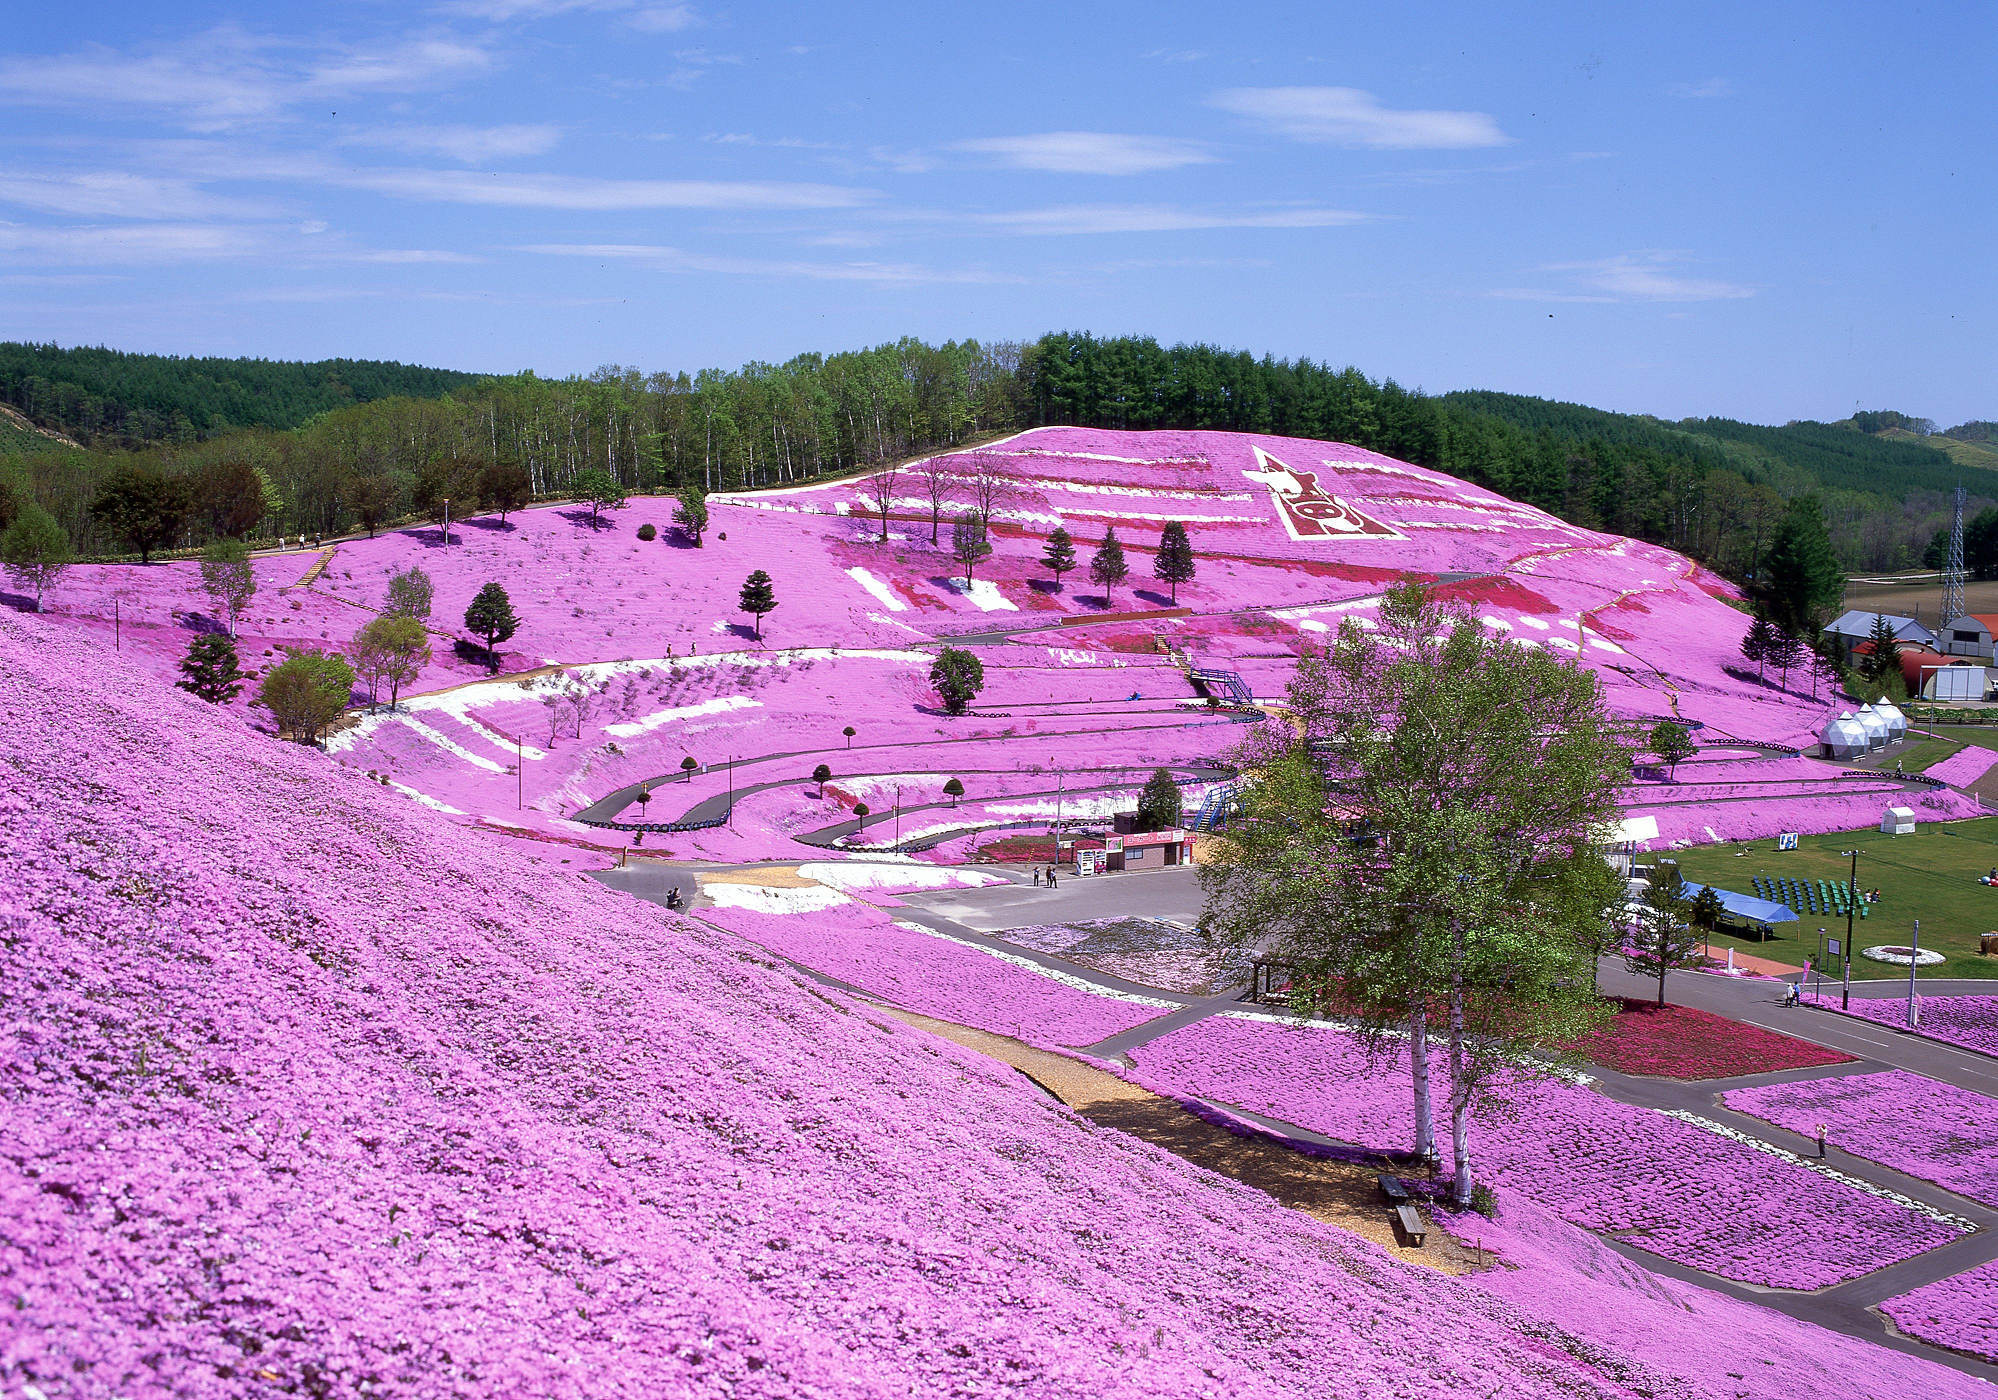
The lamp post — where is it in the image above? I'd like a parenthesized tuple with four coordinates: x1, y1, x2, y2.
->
(894, 785, 902, 848)
(1905, 918, 1922, 1030)
(441, 497, 450, 546)
(1840, 848, 1859, 1010)
(726, 755, 734, 828)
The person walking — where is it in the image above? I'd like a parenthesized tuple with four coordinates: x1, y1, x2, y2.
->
(1032, 867, 1041, 887)
(1048, 864, 1059, 889)
(1816, 1123, 1828, 1159)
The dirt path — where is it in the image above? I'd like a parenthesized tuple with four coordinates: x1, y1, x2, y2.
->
(878, 1007, 1482, 1275)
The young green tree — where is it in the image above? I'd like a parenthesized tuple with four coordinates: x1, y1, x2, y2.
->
(913, 456, 956, 545)
(842, 725, 857, 748)
(943, 776, 965, 806)
(1135, 768, 1183, 831)
(864, 463, 901, 543)
(413, 457, 480, 536)
(1041, 526, 1077, 590)
(1739, 615, 1779, 683)
(570, 467, 627, 525)
(950, 512, 992, 585)
(1690, 884, 1725, 933)
(257, 647, 356, 743)
(681, 755, 699, 781)
(1648, 720, 1696, 780)
(674, 481, 709, 546)
(929, 645, 986, 715)
(1199, 583, 1627, 1204)
(177, 632, 246, 704)
(1768, 630, 1806, 692)
(1756, 495, 1845, 637)
(192, 459, 270, 538)
(0, 503, 73, 612)
(1862, 614, 1901, 684)
(1626, 861, 1703, 1007)
(383, 565, 434, 621)
(812, 763, 832, 797)
(738, 569, 777, 640)
(1153, 520, 1196, 603)
(478, 460, 533, 525)
(90, 468, 194, 563)
(464, 582, 520, 671)
(1089, 528, 1129, 607)
(199, 537, 256, 637)
(351, 614, 432, 710)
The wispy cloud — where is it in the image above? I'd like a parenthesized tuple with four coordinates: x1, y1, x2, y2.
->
(339, 123, 565, 163)
(1210, 86, 1509, 149)
(0, 171, 282, 220)
(952, 132, 1216, 176)
(340, 167, 868, 210)
(971, 203, 1367, 236)
(0, 220, 278, 263)
(1142, 48, 1208, 64)
(1667, 77, 1733, 99)
(0, 27, 497, 129)
(518, 241, 1015, 284)
(1490, 251, 1754, 303)
(442, 0, 696, 30)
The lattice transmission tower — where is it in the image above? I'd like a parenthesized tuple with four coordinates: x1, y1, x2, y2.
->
(1944, 485, 1967, 625)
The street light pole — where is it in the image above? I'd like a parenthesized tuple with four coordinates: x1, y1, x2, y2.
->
(1841, 848, 1858, 1011)
(441, 497, 450, 546)
(1905, 918, 1922, 1030)
(517, 733, 523, 809)
(895, 785, 902, 848)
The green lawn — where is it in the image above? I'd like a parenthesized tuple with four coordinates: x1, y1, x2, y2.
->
(1668, 819, 1998, 980)
(1895, 736, 1965, 772)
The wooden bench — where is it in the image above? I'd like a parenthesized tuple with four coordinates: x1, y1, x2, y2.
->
(1391, 1204, 1428, 1248)
(1376, 1173, 1412, 1205)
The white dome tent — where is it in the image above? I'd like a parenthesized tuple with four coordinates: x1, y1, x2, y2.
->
(1853, 704, 1890, 750)
(1872, 698, 1908, 742)
(1820, 712, 1869, 760)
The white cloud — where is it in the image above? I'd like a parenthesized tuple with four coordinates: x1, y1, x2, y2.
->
(953, 132, 1216, 176)
(0, 171, 281, 220)
(343, 167, 868, 210)
(1491, 251, 1754, 303)
(340, 123, 565, 163)
(0, 220, 278, 264)
(519, 241, 1015, 284)
(443, 0, 696, 28)
(0, 27, 497, 129)
(972, 203, 1367, 236)
(1210, 85, 1509, 149)
(1667, 77, 1733, 99)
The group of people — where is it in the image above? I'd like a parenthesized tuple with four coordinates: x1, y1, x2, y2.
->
(1030, 865, 1062, 889)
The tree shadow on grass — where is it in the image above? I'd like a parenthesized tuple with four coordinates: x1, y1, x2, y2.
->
(558, 508, 613, 532)
(396, 525, 462, 549)
(1027, 579, 1065, 595)
(1133, 588, 1173, 608)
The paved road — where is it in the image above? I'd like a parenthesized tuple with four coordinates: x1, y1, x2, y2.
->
(903, 864, 1207, 931)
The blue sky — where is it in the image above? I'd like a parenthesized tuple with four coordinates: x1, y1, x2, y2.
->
(1, 1, 1991, 424)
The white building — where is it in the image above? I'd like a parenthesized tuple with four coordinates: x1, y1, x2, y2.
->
(1823, 611, 1937, 663)
(1940, 614, 1998, 660)
(1853, 704, 1891, 749)
(1820, 712, 1869, 760)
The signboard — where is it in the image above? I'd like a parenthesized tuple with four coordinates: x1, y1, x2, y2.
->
(1241, 447, 1405, 543)
(1105, 835, 1124, 853)
(1777, 832, 1800, 851)
(1827, 937, 1842, 956)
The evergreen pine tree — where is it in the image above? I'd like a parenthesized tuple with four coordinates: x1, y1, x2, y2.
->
(1153, 521, 1195, 603)
(674, 482, 709, 545)
(738, 569, 777, 639)
(464, 582, 520, 671)
(950, 512, 992, 585)
(177, 633, 246, 704)
(1740, 615, 1780, 683)
(1089, 528, 1129, 607)
(1040, 526, 1076, 590)
(1756, 496, 1845, 637)
(1135, 768, 1183, 831)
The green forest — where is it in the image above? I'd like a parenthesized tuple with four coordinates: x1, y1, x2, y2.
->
(0, 334, 1985, 583)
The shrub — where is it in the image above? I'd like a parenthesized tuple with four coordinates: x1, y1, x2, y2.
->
(637, 523, 657, 541)
(256, 648, 356, 744)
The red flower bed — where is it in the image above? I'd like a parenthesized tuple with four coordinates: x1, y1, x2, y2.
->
(1572, 997, 1855, 1079)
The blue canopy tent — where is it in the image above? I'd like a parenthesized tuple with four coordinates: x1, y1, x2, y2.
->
(1682, 881, 1798, 940)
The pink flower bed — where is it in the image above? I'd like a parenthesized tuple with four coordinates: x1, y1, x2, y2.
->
(1130, 1014, 1963, 1288)
(1723, 1070, 1998, 1206)
(1923, 746, 1998, 789)
(1803, 993, 1998, 1057)
(1882, 1257, 1998, 1361)
(696, 897, 1171, 1047)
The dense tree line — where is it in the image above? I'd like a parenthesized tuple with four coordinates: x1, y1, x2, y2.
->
(0, 330, 1981, 580)
(0, 342, 478, 449)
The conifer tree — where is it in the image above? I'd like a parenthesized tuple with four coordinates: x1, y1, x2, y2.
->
(177, 633, 246, 704)
(674, 482, 709, 545)
(464, 582, 520, 671)
(1041, 526, 1076, 590)
(1756, 496, 1844, 637)
(1153, 521, 1196, 603)
(739, 569, 777, 640)
(950, 512, 992, 585)
(1089, 528, 1129, 607)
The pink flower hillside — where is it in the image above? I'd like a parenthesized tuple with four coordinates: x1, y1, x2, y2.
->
(1725, 1071, 1998, 1207)
(1882, 1257, 1998, 1362)
(696, 893, 1171, 1047)
(1129, 1014, 1962, 1289)
(30, 610, 1944, 1399)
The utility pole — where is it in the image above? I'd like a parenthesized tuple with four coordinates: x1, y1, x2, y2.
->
(894, 785, 902, 848)
(1842, 849, 1858, 1010)
(1905, 919, 1922, 1029)
(727, 755, 734, 828)
(517, 733, 523, 809)
(442, 497, 451, 547)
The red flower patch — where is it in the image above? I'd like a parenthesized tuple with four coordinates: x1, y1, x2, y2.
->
(1430, 575, 1557, 613)
(1572, 998, 1855, 1080)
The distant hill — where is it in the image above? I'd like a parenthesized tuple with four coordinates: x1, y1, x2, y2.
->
(0, 342, 479, 449)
